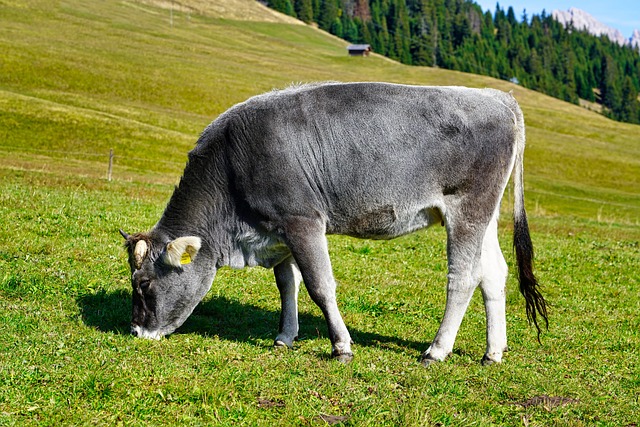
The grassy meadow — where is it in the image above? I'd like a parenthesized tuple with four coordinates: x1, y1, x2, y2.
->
(1, 0, 638, 425)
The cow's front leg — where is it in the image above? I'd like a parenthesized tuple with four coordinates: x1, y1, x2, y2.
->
(273, 256, 302, 349)
(284, 217, 353, 362)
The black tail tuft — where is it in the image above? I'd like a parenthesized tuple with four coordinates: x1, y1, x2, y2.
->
(514, 212, 548, 342)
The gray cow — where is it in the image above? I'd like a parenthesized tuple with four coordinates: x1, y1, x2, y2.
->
(120, 82, 547, 365)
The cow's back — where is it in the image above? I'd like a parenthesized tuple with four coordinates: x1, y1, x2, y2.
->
(214, 83, 519, 237)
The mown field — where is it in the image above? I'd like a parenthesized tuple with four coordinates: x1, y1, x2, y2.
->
(1, 1, 638, 425)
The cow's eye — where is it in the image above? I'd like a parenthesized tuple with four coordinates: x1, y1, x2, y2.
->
(139, 280, 151, 291)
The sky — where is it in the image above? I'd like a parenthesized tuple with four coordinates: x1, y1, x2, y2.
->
(472, 0, 640, 38)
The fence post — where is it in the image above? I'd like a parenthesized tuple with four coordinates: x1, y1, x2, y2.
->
(170, 0, 174, 27)
(107, 149, 114, 182)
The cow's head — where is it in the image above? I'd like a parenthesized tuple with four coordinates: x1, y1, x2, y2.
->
(119, 229, 215, 339)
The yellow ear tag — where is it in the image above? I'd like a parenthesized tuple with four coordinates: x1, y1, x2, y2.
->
(180, 252, 192, 265)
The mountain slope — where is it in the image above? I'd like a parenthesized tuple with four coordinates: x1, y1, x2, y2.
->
(0, 0, 638, 225)
(136, 0, 302, 23)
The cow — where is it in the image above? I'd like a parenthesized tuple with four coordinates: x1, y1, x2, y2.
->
(120, 82, 547, 366)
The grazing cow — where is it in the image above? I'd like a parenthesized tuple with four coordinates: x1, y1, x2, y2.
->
(120, 82, 547, 365)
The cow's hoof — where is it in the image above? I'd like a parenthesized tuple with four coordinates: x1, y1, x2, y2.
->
(480, 355, 501, 366)
(419, 353, 440, 367)
(273, 335, 296, 349)
(332, 351, 354, 364)
(273, 340, 290, 350)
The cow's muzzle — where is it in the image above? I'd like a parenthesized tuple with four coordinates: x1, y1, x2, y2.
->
(130, 324, 162, 340)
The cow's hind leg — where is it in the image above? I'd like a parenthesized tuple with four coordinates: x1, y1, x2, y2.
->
(420, 211, 486, 366)
(283, 217, 353, 362)
(479, 216, 509, 365)
(274, 256, 302, 349)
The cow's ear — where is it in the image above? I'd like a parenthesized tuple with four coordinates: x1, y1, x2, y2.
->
(134, 240, 148, 269)
(163, 236, 202, 267)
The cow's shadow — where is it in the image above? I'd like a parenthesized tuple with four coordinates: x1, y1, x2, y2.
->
(77, 289, 429, 356)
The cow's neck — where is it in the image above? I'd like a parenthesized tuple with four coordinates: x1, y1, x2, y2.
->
(155, 151, 236, 265)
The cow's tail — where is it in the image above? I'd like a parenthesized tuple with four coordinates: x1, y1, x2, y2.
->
(511, 100, 548, 341)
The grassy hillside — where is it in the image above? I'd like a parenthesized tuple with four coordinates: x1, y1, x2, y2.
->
(1, 1, 638, 425)
(1, 0, 637, 224)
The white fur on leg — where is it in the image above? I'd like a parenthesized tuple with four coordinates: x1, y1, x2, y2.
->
(479, 218, 509, 364)
(274, 259, 302, 348)
(422, 271, 475, 363)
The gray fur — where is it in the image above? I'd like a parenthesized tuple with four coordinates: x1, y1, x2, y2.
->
(121, 82, 546, 363)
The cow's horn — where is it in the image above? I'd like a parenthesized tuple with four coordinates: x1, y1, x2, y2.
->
(119, 229, 130, 240)
(134, 240, 148, 269)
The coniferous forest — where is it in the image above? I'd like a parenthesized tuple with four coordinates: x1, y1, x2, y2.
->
(266, 0, 640, 124)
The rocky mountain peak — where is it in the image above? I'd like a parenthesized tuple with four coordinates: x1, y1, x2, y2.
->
(552, 7, 639, 50)
(552, 7, 627, 45)
(630, 29, 640, 50)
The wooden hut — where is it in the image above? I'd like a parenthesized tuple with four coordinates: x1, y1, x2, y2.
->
(347, 44, 371, 57)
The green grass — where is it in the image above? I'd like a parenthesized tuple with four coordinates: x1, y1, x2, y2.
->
(1, 1, 639, 425)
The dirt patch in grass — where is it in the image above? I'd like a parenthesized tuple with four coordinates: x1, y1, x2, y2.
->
(257, 398, 285, 409)
(316, 414, 350, 425)
(516, 394, 579, 410)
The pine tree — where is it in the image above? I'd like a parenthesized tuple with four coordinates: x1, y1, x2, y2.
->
(318, 0, 339, 31)
(264, 0, 640, 124)
(294, 0, 314, 23)
(268, 0, 295, 16)
(620, 76, 639, 123)
(601, 54, 621, 116)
